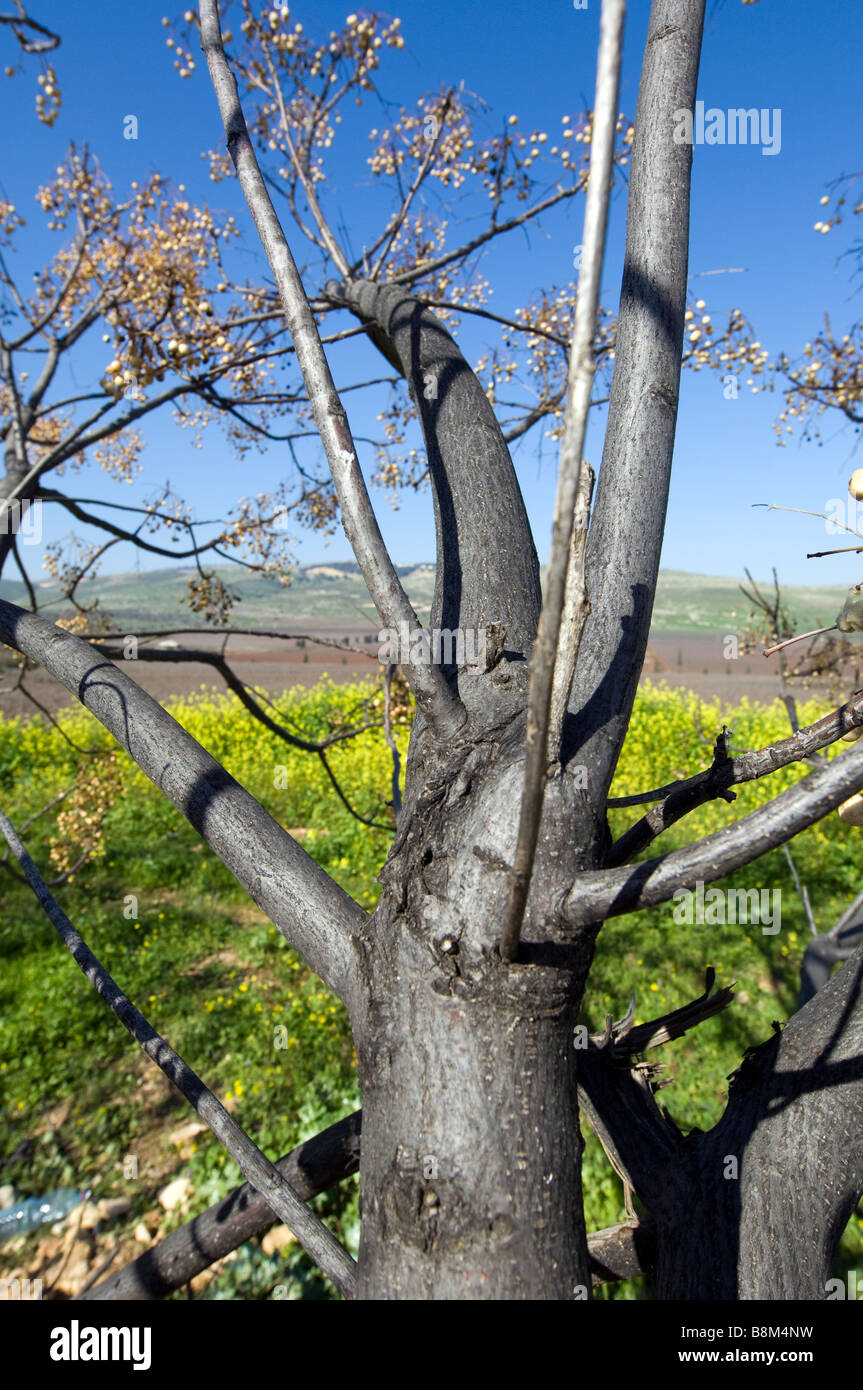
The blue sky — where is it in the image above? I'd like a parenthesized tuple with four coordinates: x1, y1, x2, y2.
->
(1, 0, 861, 592)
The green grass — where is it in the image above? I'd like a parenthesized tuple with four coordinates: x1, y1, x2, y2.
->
(1, 676, 861, 1298)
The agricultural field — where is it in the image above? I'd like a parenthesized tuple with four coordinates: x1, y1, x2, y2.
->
(1, 676, 861, 1298)
(0, 564, 857, 722)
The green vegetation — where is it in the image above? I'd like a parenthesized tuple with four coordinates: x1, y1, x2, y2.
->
(0, 562, 848, 635)
(1, 677, 861, 1298)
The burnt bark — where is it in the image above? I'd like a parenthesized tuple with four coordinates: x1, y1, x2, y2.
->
(654, 947, 863, 1298)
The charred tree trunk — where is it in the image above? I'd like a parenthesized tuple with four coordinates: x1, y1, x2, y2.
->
(654, 949, 863, 1299)
(323, 0, 704, 1297)
(325, 275, 600, 1296)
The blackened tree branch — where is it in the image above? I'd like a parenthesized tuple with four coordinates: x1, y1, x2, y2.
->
(79, 1112, 363, 1301)
(607, 690, 863, 865)
(565, 734, 863, 926)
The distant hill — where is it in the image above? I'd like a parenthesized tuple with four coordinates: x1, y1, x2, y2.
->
(0, 562, 436, 630)
(0, 562, 850, 635)
(648, 569, 849, 634)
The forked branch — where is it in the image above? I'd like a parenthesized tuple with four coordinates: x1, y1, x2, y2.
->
(566, 0, 707, 796)
(565, 733, 863, 926)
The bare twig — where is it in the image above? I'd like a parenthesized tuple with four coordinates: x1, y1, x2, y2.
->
(782, 842, 818, 937)
(199, 1, 465, 740)
(94, 626, 379, 659)
(566, 732, 863, 927)
(763, 625, 837, 657)
(369, 92, 455, 279)
(385, 182, 588, 291)
(499, 0, 625, 962)
(607, 690, 863, 864)
(0, 5, 59, 53)
(830, 885, 863, 941)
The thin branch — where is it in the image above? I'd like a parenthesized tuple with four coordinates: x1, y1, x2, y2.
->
(90, 643, 358, 754)
(499, 0, 624, 963)
(15, 678, 105, 755)
(763, 624, 837, 657)
(10, 532, 38, 610)
(94, 644, 393, 832)
(199, 0, 465, 740)
(606, 691, 863, 865)
(0, 6, 59, 53)
(0, 808, 356, 1299)
(754, 501, 863, 544)
(317, 747, 391, 830)
(257, 36, 350, 277)
(368, 91, 455, 279)
(93, 626, 378, 659)
(740, 566, 807, 739)
(385, 181, 588, 291)
(415, 298, 571, 348)
(831, 885, 863, 941)
(565, 733, 863, 927)
(782, 842, 818, 937)
(0, 782, 76, 883)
